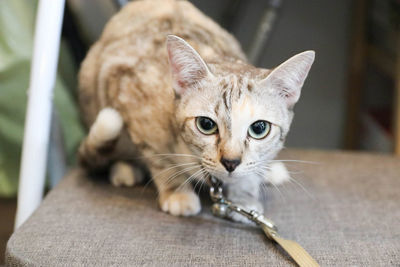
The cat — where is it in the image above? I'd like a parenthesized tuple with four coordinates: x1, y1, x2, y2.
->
(78, 0, 314, 221)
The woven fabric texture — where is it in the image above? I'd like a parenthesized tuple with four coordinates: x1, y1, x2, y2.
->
(6, 150, 400, 266)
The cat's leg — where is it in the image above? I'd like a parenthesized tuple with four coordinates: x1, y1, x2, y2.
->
(78, 107, 123, 170)
(227, 178, 264, 224)
(227, 162, 289, 223)
(150, 165, 201, 216)
(110, 161, 145, 187)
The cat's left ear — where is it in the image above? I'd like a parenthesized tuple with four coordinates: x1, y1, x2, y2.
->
(260, 51, 315, 108)
(166, 35, 213, 96)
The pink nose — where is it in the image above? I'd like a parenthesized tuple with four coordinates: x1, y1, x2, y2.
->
(220, 158, 241, 172)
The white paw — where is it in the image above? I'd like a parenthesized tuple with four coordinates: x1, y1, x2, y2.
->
(89, 107, 123, 145)
(265, 162, 290, 185)
(160, 191, 201, 216)
(110, 162, 143, 187)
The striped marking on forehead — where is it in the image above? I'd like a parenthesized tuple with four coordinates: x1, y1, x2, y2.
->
(214, 76, 254, 133)
(223, 76, 254, 104)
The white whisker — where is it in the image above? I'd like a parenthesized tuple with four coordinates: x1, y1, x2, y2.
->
(266, 159, 319, 165)
(164, 165, 202, 185)
(174, 168, 205, 193)
(270, 181, 285, 200)
(254, 168, 285, 200)
(198, 174, 209, 193)
(153, 162, 198, 180)
(193, 170, 208, 192)
(141, 162, 199, 190)
(289, 176, 315, 199)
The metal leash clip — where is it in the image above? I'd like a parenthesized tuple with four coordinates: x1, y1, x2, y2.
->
(209, 177, 319, 267)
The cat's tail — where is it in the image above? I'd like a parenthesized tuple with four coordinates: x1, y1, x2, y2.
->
(78, 107, 124, 171)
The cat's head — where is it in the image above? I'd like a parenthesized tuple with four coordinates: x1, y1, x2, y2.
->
(167, 35, 314, 185)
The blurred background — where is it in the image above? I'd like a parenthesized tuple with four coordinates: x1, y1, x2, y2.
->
(1, 0, 400, 263)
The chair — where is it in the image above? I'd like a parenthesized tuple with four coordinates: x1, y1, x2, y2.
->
(7, 149, 400, 265)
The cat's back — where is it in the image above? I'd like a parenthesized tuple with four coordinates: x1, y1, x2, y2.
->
(79, 0, 245, 148)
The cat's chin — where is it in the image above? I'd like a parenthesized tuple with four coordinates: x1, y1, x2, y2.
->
(206, 172, 243, 185)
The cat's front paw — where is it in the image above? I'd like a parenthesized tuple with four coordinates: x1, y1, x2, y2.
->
(229, 200, 264, 224)
(160, 190, 201, 216)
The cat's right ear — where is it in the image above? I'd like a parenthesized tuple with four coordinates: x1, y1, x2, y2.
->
(166, 35, 212, 96)
(260, 51, 315, 109)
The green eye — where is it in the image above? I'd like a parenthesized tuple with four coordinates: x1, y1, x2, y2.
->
(248, 120, 271, 139)
(196, 117, 218, 135)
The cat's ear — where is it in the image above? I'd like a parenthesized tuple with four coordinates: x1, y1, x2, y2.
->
(260, 51, 315, 108)
(166, 35, 212, 96)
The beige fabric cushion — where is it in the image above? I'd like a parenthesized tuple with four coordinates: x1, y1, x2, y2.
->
(6, 150, 400, 266)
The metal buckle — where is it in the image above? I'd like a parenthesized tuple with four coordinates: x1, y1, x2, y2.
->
(209, 176, 277, 238)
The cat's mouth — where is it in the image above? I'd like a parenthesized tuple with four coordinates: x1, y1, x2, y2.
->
(200, 160, 245, 185)
(202, 167, 240, 185)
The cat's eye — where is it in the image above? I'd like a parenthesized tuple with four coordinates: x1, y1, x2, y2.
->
(248, 120, 271, 139)
(196, 117, 218, 135)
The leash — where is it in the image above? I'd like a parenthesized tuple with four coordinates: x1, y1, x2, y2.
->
(209, 177, 319, 267)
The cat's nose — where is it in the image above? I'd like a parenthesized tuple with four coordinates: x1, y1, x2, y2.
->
(220, 158, 241, 172)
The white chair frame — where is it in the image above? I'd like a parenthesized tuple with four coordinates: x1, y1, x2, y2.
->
(15, 0, 65, 229)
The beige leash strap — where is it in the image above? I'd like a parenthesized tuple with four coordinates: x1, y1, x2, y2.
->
(261, 225, 320, 267)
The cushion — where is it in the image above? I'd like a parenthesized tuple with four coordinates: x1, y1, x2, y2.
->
(6, 149, 400, 266)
